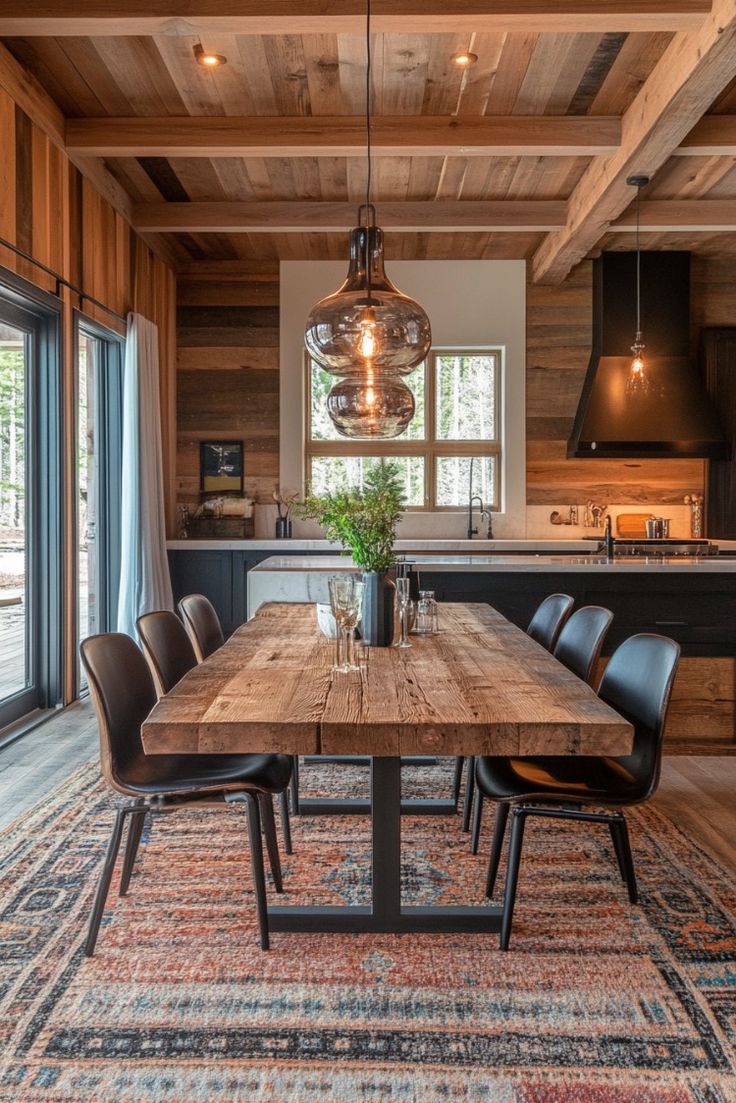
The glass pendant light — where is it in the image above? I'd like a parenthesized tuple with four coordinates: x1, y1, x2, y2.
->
(303, 0, 430, 437)
(326, 374, 415, 438)
(625, 175, 651, 399)
(304, 211, 431, 378)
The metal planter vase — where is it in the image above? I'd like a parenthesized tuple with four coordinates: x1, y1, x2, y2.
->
(361, 571, 395, 646)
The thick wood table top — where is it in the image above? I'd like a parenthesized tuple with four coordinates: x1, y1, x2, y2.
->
(141, 602, 633, 758)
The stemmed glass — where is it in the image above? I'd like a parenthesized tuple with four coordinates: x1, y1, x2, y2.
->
(328, 576, 364, 673)
(395, 576, 412, 649)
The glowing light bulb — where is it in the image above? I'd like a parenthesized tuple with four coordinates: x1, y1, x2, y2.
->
(357, 310, 379, 361)
(452, 50, 478, 68)
(625, 334, 651, 397)
(194, 45, 227, 68)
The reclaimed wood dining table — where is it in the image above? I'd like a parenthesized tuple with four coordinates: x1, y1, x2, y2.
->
(141, 601, 633, 936)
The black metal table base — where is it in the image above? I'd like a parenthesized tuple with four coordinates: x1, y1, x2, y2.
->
(296, 797, 458, 816)
(268, 756, 501, 935)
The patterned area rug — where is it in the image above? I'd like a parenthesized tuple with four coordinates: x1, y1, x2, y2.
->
(1, 758, 735, 1101)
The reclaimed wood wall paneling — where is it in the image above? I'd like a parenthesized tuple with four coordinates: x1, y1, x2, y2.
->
(176, 269, 280, 508)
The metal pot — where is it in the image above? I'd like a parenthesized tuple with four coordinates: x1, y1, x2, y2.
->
(646, 517, 670, 538)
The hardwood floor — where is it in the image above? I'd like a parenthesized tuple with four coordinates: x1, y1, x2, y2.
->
(0, 702, 97, 831)
(1, 705, 735, 882)
(654, 757, 736, 879)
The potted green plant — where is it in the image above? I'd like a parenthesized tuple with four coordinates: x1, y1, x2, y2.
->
(298, 461, 405, 646)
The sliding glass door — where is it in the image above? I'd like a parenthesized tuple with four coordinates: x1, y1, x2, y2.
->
(0, 317, 30, 710)
(76, 319, 123, 692)
(0, 284, 61, 730)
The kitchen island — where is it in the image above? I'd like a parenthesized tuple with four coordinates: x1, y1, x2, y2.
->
(245, 553, 736, 755)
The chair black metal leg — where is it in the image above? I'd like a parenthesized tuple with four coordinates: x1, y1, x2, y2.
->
(244, 794, 270, 949)
(608, 818, 627, 882)
(451, 756, 464, 805)
(278, 789, 293, 856)
(85, 807, 128, 957)
(290, 755, 299, 815)
(612, 814, 638, 904)
(259, 794, 284, 893)
(470, 788, 484, 854)
(119, 806, 147, 896)
(500, 807, 527, 951)
(462, 756, 475, 833)
(485, 802, 510, 898)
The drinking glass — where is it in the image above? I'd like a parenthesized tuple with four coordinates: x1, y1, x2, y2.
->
(395, 576, 412, 649)
(328, 576, 364, 672)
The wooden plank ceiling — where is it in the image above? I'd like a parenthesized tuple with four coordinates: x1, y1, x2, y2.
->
(3, 14, 736, 270)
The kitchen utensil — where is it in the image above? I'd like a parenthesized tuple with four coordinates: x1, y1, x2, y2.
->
(646, 518, 671, 538)
(616, 512, 655, 539)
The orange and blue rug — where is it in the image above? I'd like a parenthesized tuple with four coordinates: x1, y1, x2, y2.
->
(0, 759, 735, 1101)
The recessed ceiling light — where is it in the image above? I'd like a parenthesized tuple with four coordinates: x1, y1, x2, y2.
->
(194, 44, 227, 68)
(452, 50, 478, 69)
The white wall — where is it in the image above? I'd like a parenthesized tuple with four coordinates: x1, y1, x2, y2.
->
(279, 259, 527, 538)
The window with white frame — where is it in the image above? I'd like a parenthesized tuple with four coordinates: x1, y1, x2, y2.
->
(305, 348, 502, 511)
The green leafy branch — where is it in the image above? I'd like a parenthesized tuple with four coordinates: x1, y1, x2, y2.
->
(297, 460, 405, 573)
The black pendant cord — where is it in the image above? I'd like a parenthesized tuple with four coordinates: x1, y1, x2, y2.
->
(626, 173, 649, 344)
(635, 183, 641, 337)
(365, 0, 372, 219)
(364, 0, 373, 304)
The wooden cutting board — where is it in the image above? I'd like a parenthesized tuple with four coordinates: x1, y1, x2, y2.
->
(616, 512, 655, 538)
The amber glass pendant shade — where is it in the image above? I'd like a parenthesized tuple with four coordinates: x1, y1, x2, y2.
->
(326, 376, 415, 439)
(305, 226, 431, 377)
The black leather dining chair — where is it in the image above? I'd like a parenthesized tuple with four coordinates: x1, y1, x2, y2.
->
(475, 632, 680, 949)
(527, 592, 576, 650)
(553, 604, 613, 685)
(80, 632, 293, 955)
(137, 610, 198, 696)
(137, 609, 293, 856)
(468, 602, 613, 854)
(459, 593, 576, 840)
(178, 593, 225, 661)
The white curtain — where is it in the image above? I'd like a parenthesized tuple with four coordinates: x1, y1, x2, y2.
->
(117, 312, 173, 638)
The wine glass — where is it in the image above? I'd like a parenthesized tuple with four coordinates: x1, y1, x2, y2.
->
(328, 576, 364, 673)
(395, 576, 412, 649)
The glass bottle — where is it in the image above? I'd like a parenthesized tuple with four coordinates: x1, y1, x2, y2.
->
(415, 590, 439, 635)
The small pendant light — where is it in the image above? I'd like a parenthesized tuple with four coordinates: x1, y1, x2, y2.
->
(625, 175, 651, 398)
(304, 0, 431, 438)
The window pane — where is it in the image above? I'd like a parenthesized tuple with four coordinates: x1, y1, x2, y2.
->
(309, 456, 425, 507)
(310, 361, 425, 441)
(435, 455, 496, 509)
(435, 353, 496, 440)
(0, 323, 28, 701)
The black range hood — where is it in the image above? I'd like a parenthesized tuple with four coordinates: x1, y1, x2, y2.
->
(568, 251, 729, 459)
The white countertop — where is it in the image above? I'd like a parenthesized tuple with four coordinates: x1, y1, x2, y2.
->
(251, 554, 736, 574)
(168, 538, 596, 553)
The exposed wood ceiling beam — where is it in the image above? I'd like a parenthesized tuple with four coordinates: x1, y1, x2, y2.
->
(611, 200, 736, 232)
(675, 114, 736, 155)
(134, 201, 569, 233)
(531, 0, 736, 284)
(64, 113, 736, 161)
(66, 115, 622, 159)
(0, 1, 710, 35)
(131, 199, 736, 234)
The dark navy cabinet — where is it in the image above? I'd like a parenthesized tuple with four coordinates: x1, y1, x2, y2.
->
(168, 550, 736, 658)
(419, 569, 736, 657)
(168, 548, 334, 636)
